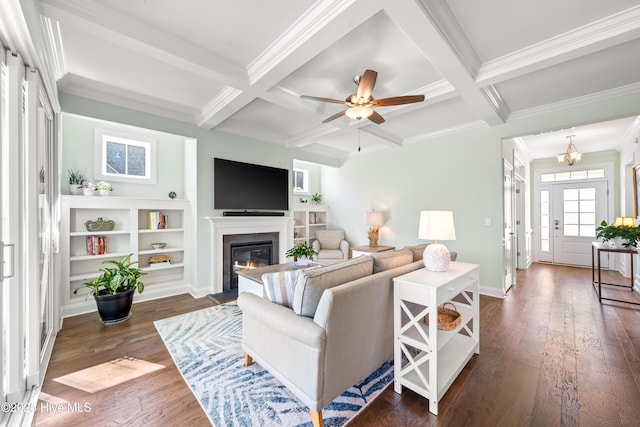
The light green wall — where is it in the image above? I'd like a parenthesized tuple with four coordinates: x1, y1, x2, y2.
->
(61, 113, 186, 198)
(60, 93, 339, 291)
(321, 91, 640, 293)
(61, 90, 640, 295)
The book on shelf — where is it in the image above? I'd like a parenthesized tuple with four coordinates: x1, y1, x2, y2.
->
(147, 211, 169, 229)
(85, 235, 107, 255)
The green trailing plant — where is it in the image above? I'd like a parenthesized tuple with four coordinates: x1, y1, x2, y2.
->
(286, 241, 318, 259)
(595, 220, 640, 248)
(74, 254, 146, 297)
(65, 169, 87, 185)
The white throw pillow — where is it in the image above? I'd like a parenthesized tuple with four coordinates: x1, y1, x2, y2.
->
(262, 270, 299, 308)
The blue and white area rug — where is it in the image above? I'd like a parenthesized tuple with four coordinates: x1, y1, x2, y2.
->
(154, 303, 393, 427)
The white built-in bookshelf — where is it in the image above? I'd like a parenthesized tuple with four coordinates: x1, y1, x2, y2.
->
(60, 195, 191, 317)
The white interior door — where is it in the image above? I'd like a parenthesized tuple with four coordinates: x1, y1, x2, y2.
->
(552, 181, 608, 266)
(503, 161, 515, 292)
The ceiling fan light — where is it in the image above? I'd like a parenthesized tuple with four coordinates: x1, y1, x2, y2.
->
(345, 105, 373, 120)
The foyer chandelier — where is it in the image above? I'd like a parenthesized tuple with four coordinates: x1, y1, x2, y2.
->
(557, 135, 581, 166)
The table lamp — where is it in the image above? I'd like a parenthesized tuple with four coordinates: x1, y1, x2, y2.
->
(418, 211, 456, 271)
(614, 217, 637, 226)
(365, 211, 384, 246)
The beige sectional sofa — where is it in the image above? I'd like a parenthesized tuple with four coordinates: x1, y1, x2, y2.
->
(237, 245, 443, 427)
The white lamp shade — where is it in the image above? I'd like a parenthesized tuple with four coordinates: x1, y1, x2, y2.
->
(418, 211, 456, 241)
(365, 211, 384, 226)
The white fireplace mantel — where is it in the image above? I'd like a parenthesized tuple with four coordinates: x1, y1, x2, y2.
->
(206, 216, 294, 294)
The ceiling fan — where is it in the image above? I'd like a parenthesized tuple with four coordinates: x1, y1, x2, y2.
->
(300, 69, 425, 124)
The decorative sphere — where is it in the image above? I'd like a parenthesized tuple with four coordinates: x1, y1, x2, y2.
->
(168, 191, 177, 199)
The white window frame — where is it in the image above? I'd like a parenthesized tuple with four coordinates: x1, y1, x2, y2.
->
(293, 168, 309, 194)
(94, 128, 157, 184)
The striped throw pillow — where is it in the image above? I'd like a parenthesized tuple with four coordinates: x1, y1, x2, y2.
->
(262, 270, 299, 308)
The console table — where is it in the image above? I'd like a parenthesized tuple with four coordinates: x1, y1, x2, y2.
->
(591, 242, 640, 306)
(393, 262, 480, 415)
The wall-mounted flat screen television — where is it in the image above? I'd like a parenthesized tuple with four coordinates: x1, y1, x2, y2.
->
(214, 158, 289, 211)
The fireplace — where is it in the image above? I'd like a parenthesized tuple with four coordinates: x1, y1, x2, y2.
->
(206, 216, 294, 295)
(223, 232, 279, 290)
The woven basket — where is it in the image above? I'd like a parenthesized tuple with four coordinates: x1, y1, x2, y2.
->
(424, 302, 461, 331)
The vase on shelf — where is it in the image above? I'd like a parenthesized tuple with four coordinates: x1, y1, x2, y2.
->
(82, 187, 95, 196)
(98, 189, 110, 196)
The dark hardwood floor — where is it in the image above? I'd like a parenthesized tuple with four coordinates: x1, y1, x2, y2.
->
(34, 263, 640, 426)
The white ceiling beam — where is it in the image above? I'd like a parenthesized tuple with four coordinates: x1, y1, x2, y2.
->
(197, 0, 386, 128)
(359, 126, 404, 147)
(59, 73, 197, 123)
(476, 5, 640, 86)
(385, 0, 506, 126)
(39, 0, 247, 88)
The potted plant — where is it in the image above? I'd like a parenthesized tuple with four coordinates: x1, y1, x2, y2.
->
(286, 241, 318, 265)
(596, 220, 640, 248)
(73, 254, 146, 323)
(311, 192, 323, 204)
(96, 181, 112, 196)
(66, 169, 87, 195)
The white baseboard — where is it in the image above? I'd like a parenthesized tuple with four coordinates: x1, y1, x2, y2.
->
(61, 283, 190, 318)
(188, 286, 211, 299)
(480, 286, 505, 299)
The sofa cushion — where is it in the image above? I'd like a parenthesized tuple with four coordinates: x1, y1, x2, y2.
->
(315, 230, 345, 250)
(292, 255, 373, 317)
(262, 270, 299, 308)
(370, 248, 413, 273)
(407, 244, 429, 262)
(317, 249, 344, 259)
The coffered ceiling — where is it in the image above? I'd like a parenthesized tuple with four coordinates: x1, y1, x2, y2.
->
(36, 0, 640, 159)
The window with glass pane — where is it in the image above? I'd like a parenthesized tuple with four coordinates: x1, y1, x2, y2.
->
(563, 187, 596, 237)
(540, 190, 550, 252)
(95, 129, 156, 184)
(293, 168, 309, 193)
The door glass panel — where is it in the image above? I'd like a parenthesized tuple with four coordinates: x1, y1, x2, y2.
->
(540, 190, 550, 252)
(563, 187, 597, 237)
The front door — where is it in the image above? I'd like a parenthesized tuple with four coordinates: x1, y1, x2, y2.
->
(552, 181, 608, 266)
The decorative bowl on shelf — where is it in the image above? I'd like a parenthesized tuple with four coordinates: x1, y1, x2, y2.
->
(150, 242, 166, 249)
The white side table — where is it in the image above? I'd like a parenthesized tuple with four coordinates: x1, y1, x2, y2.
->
(393, 262, 480, 415)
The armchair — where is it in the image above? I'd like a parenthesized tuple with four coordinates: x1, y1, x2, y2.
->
(312, 230, 349, 265)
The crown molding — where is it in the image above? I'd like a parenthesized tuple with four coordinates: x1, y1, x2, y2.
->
(40, 16, 66, 80)
(476, 5, 640, 85)
(360, 125, 403, 146)
(481, 85, 510, 122)
(417, 0, 481, 77)
(196, 86, 243, 127)
(404, 120, 487, 145)
(60, 74, 195, 124)
(247, 0, 357, 85)
(509, 81, 640, 121)
(285, 124, 341, 147)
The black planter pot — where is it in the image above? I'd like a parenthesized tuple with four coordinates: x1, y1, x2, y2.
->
(94, 289, 135, 324)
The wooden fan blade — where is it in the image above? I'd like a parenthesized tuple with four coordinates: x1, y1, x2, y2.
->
(300, 95, 348, 105)
(368, 110, 385, 124)
(371, 95, 425, 107)
(322, 110, 347, 123)
(356, 69, 377, 101)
